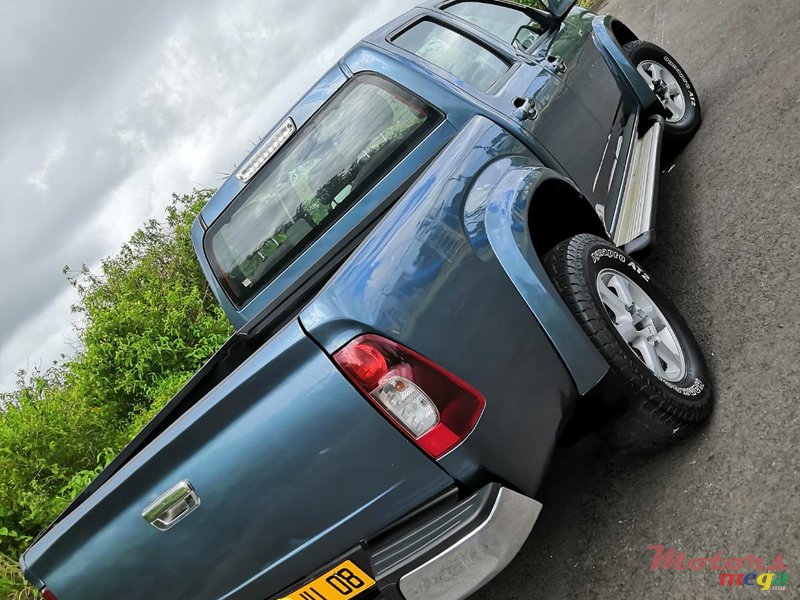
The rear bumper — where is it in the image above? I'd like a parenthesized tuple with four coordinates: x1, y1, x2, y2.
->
(371, 484, 542, 600)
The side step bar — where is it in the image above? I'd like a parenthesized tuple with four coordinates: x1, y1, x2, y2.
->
(613, 117, 664, 253)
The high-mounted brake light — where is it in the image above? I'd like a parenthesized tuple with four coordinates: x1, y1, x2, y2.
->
(236, 117, 296, 183)
(334, 335, 485, 459)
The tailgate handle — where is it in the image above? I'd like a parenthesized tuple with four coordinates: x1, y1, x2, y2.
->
(142, 481, 201, 531)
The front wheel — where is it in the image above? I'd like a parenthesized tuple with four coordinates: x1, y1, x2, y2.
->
(625, 39, 702, 144)
(544, 234, 713, 448)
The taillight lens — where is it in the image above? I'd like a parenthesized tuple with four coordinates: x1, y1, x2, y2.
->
(334, 335, 485, 458)
(42, 589, 57, 600)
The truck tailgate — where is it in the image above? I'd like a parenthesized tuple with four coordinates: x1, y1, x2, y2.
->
(21, 321, 453, 600)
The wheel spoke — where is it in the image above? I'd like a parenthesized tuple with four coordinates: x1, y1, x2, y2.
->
(640, 305, 657, 322)
(654, 340, 681, 374)
(637, 339, 664, 378)
(663, 96, 684, 120)
(672, 92, 686, 113)
(607, 274, 634, 305)
(597, 279, 630, 321)
(654, 322, 671, 337)
(649, 62, 664, 80)
(630, 293, 656, 321)
(637, 64, 655, 88)
(616, 319, 640, 344)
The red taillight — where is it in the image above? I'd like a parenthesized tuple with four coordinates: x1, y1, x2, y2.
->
(335, 341, 388, 390)
(42, 589, 57, 600)
(334, 334, 485, 459)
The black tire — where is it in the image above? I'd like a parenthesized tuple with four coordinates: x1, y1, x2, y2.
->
(544, 234, 713, 448)
(624, 39, 701, 144)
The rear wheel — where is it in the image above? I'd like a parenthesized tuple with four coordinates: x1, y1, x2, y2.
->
(544, 234, 713, 449)
(625, 40, 701, 144)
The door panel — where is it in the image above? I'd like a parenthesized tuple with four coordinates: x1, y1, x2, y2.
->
(534, 15, 620, 129)
(532, 12, 637, 225)
(489, 59, 606, 207)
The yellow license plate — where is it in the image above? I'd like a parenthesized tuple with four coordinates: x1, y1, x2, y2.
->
(279, 559, 376, 600)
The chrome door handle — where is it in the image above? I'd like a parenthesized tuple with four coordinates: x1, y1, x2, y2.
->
(546, 54, 566, 73)
(142, 481, 200, 531)
(512, 97, 537, 121)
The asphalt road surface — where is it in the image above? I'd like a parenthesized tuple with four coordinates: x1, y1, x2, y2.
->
(472, 0, 800, 598)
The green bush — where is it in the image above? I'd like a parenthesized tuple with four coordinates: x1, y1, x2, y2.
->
(0, 370, 117, 554)
(511, 0, 600, 8)
(0, 190, 232, 597)
(66, 190, 232, 421)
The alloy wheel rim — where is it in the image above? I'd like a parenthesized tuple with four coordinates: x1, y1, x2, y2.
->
(637, 60, 687, 123)
(596, 268, 687, 382)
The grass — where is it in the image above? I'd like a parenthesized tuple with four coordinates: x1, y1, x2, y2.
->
(0, 554, 35, 600)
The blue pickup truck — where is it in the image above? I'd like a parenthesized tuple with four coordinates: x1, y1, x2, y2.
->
(21, 1, 714, 599)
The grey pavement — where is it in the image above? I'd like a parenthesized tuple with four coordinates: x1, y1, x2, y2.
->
(473, 0, 800, 597)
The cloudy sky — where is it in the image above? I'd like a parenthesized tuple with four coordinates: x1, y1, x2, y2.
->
(0, 0, 420, 391)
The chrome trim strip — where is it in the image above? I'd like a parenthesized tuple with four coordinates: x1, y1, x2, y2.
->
(608, 111, 640, 234)
(592, 130, 613, 193)
(398, 488, 542, 600)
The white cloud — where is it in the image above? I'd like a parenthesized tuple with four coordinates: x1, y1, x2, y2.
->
(26, 136, 67, 192)
(0, 286, 81, 389)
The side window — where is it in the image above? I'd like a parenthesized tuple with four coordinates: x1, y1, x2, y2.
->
(392, 20, 510, 92)
(444, 2, 548, 52)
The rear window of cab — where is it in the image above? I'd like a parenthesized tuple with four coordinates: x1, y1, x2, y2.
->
(205, 74, 442, 307)
(392, 19, 510, 92)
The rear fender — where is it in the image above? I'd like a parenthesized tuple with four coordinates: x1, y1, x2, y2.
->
(301, 116, 607, 496)
(464, 159, 608, 396)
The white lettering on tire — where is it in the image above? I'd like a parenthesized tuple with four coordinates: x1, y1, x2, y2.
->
(660, 377, 705, 396)
(591, 248, 651, 282)
(626, 260, 651, 282)
(662, 55, 697, 107)
(592, 248, 626, 264)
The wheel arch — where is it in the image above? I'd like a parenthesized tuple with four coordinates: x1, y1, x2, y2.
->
(591, 14, 659, 110)
(609, 18, 639, 48)
(527, 178, 609, 258)
(467, 159, 610, 396)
